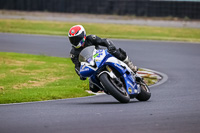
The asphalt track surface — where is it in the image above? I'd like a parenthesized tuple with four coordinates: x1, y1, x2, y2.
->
(0, 33, 200, 133)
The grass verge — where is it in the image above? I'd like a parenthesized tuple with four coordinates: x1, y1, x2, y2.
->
(0, 52, 157, 104)
(0, 19, 200, 42)
(0, 52, 91, 104)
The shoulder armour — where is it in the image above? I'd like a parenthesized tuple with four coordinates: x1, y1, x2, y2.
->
(91, 35, 96, 39)
(88, 34, 97, 40)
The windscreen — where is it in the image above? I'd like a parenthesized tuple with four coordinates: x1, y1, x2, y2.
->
(79, 46, 95, 62)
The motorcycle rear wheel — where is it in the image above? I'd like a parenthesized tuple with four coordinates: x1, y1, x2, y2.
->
(99, 73, 130, 103)
(136, 80, 151, 101)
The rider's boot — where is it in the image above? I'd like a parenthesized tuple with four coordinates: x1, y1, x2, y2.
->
(123, 56, 138, 73)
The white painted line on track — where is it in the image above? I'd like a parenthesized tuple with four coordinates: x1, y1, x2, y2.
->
(143, 68, 168, 88)
(0, 95, 103, 106)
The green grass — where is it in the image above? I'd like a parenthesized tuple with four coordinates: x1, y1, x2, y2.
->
(0, 19, 200, 42)
(0, 52, 157, 104)
(0, 52, 91, 104)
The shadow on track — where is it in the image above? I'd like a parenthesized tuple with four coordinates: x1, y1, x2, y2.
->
(75, 100, 142, 105)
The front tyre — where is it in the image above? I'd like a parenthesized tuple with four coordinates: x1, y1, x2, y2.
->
(99, 73, 130, 103)
(136, 80, 151, 101)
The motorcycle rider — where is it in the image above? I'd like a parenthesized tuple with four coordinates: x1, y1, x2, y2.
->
(68, 25, 138, 92)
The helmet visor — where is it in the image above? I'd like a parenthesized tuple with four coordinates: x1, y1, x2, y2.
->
(69, 32, 84, 46)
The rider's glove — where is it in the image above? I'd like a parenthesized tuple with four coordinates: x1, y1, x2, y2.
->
(108, 45, 116, 53)
(80, 75, 87, 80)
(75, 68, 87, 80)
(106, 39, 116, 53)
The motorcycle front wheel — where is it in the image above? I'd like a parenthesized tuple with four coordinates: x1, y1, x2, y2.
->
(99, 73, 130, 103)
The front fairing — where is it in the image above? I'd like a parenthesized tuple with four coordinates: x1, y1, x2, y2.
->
(80, 63, 96, 77)
(94, 49, 109, 67)
(79, 46, 108, 77)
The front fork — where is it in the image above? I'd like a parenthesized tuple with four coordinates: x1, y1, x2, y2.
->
(98, 65, 124, 92)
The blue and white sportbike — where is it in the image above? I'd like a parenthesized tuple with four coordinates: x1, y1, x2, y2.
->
(79, 46, 151, 103)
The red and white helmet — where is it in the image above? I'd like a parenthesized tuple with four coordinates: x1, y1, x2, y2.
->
(68, 25, 86, 48)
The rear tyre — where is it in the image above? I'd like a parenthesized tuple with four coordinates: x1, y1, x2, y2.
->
(136, 80, 151, 101)
(99, 73, 130, 103)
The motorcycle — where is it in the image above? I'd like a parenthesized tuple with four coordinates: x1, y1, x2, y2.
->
(79, 46, 151, 103)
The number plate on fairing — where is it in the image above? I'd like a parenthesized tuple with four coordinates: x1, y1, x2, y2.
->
(94, 49, 106, 66)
